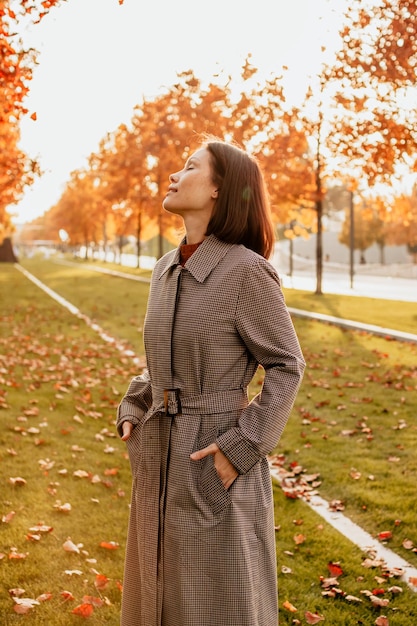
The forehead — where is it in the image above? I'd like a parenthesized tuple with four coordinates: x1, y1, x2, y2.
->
(188, 147, 210, 163)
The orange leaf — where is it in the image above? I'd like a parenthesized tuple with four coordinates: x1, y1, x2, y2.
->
(30, 112, 37, 121)
(99, 541, 119, 550)
(2, 510, 16, 523)
(9, 550, 27, 560)
(94, 574, 109, 590)
(293, 534, 305, 545)
(37, 592, 52, 602)
(409, 577, 417, 587)
(378, 531, 393, 541)
(72, 603, 94, 617)
(305, 611, 325, 624)
(283, 600, 298, 612)
(60, 590, 75, 601)
(104, 467, 119, 475)
(327, 562, 343, 577)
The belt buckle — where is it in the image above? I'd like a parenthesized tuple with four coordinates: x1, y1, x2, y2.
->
(163, 389, 182, 416)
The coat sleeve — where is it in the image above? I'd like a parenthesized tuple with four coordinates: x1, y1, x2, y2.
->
(216, 256, 306, 474)
(116, 369, 153, 437)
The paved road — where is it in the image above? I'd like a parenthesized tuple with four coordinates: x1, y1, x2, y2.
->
(271, 248, 417, 303)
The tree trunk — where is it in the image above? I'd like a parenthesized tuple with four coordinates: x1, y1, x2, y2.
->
(315, 198, 323, 295)
(136, 210, 142, 269)
(0, 237, 18, 262)
(315, 122, 323, 295)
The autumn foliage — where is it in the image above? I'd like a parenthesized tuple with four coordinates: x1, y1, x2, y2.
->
(3, 0, 417, 269)
(0, 0, 68, 241)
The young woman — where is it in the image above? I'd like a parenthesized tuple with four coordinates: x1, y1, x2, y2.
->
(117, 138, 305, 626)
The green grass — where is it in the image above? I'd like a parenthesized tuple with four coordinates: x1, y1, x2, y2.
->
(282, 288, 417, 336)
(1, 257, 417, 624)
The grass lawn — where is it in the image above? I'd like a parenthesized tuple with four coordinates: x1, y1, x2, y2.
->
(1, 256, 416, 624)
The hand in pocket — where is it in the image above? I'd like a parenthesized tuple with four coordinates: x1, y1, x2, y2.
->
(190, 443, 238, 489)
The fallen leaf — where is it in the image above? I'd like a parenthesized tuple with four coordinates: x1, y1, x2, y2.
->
(378, 531, 393, 541)
(9, 549, 27, 560)
(282, 600, 298, 612)
(60, 590, 75, 601)
(72, 603, 94, 617)
(293, 534, 306, 545)
(37, 592, 52, 602)
(29, 524, 53, 534)
(94, 574, 109, 589)
(2, 510, 16, 523)
(369, 594, 389, 607)
(13, 597, 40, 614)
(9, 476, 27, 486)
(63, 538, 80, 553)
(99, 541, 119, 550)
(8, 588, 25, 597)
(328, 562, 343, 577)
(345, 594, 363, 602)
(305, 611, 325, 624)
(73, 470, 90, 479)
(54, 501, 72, 513)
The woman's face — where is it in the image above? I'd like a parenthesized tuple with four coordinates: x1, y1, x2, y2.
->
(162, 148, 218, 219)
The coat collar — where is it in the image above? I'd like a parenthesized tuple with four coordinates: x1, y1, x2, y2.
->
(159, 235, 234, 283)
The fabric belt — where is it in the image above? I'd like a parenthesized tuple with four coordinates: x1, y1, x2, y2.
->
(151, 387, 248, 417)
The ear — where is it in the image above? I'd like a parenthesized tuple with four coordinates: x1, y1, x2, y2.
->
(212, 188, 219, 199)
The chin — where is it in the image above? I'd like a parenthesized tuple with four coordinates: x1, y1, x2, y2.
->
(162, 200, 181, 216)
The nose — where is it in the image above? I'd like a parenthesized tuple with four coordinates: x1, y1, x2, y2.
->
(169, 171, 179, 183)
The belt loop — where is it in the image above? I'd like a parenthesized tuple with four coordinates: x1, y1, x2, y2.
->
(176, 389, 182, 416)
(163, 389, 169, 416)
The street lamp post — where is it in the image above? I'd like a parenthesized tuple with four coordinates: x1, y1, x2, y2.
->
(349, 190, 354, 289)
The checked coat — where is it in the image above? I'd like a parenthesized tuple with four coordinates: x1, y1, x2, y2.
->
(116, 235, 305, 626)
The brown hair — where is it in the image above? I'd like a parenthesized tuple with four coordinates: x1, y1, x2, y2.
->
(203, 138, 275, 259)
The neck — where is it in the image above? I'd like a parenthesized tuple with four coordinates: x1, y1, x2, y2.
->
(183, 215, 209, 245)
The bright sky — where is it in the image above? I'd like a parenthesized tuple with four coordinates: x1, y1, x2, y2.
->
(13, 0, 347, 224)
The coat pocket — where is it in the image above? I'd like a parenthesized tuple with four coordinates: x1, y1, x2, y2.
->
(196, 427, 231, 516)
